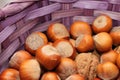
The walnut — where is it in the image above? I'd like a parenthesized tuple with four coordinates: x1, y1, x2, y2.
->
(75, 53, 99, 80)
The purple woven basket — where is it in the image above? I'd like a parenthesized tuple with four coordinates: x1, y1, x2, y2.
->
(0, 0, 120, 78)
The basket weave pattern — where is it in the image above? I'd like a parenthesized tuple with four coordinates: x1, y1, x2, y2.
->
(0, 0, 120, 73)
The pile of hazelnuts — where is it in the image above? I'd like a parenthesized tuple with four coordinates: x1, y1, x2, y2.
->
(0, 14, 120, 80)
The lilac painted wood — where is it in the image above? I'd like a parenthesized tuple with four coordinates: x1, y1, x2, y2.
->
(0, 9, 5, 20)
(111, 4, 120, 11)
(0, 60, 9, 73)
(9, 0, 38, 3)
(62, 3, 72, 29)
(0, 25, 16, 44)
(52, 9, 83, 20)
(19, 31, 29, 45)
(94, 10, 120, 21)
(8, 19, 38, 43)
(0, 44, 1, 53)
(108, 0, 120, 4)
(0, 0, 37, 20)
(42, 0, 51, 21)
(2, 2, 33, 17)
(49, 0, 77, 3)
(73, 1, 108, 10)
(73, 16, 95, 24)
(25, 3, 61, 21)
(0, 4, 37, 27)
(16, 20, 29, 45)
(1, 3, 38, 28)
(0, 39, 20, 67)
(16, 20, 25, 30)
(30, 19, 61, 32)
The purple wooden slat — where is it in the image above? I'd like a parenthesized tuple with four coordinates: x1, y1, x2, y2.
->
(1, 11, 26, 27)
(62, 3, 71, 10)
(0, 44, 1, 53)
(8, 19, 38, 42)
(94, 10, 120, 21)
(73, 1, 108, 10)
(0, 1, 35, 20)
(112, 4, 120, 12)
(25, 3, 61, 21)
(62, 3, 71, 29)
(10, 0, 38, 3)
(118, 21, 120, 25)
(0, 25, 4, 32)
(83, 9, 93, 16)
(0, 60, 9, 73)
(16, 20, 25, 30)
(119, 6, 120, 12)
(17, 45, 25, 51)
(3, 2, 33, 17)
(42, 0, 50, 21)
(1, 3, 38, 28)
(107, 4, 113, 11)
(30, 19, 61, 32)
(2, 38, 11, 50)
(111, 4, 120, 29)
(52, 9, 83, 20)
(73, 16, 95, 24)
(0, 39, 20, 67)
(0, 9, 5, 20)
(0, 25, 16, 44)
(15, 20, 29, 45)
(108, 0, 120, 4)
(49, 0, 77, 3)
(19, 31, 29, 45)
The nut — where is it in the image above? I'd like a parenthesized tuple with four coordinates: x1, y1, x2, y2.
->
(75, 53, 99, 80)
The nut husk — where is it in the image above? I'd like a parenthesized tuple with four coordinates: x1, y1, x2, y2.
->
(75, 53, 99, 80)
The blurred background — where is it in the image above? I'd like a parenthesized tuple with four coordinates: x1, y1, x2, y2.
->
(0, 0, 11, 8)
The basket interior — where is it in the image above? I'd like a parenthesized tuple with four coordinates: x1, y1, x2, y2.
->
(0, 0, 120, 73)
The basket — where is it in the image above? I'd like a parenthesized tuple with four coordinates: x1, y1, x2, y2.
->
(0, 0, 120, 75)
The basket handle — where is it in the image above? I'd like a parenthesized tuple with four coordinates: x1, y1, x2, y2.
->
(0, 0, 39, 21)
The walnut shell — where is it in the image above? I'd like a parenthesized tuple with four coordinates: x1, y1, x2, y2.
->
(75, 53, 99, 80)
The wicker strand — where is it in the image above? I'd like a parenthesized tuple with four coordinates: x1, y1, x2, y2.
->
(108, 0, 120, 4)
(8, 19, 39, 43)
(24, 3, 61, 21)
(30, 19, 61, 32)
(94, 10, 120, 21)
(49, 0, 77, 3)
(0, 60, 9, 73)
(0, 25, 16, 44)
(9, 0, 38, 3)
(0, 3, 38, 28)
(0, 0, 38, 20)
(0, 39, 20, 67)
(0, 44, 1, 53)
(73, 1, 109, 10)
(42, 0, 51, 21)
(73, 16, 95, 24)
(52, 9, 83, 21)
(62, 3, 72, 29)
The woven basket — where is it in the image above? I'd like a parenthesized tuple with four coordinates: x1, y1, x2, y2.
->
(0, 0, 120, 74)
